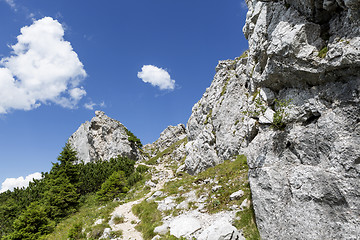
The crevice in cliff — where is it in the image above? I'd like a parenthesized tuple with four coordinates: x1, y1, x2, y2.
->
(303, 113, 321, 126)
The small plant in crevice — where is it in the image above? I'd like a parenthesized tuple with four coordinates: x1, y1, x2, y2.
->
(221, 78, 230, 96)
(271, 98, 292, 130)
(318, 46, 328, 58)
(204, 109, 213, 125)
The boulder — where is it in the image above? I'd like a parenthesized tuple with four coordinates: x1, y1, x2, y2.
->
(198, 218, 244, 240)
(229, 190, 244, 201)
(169, 216, 201, 238)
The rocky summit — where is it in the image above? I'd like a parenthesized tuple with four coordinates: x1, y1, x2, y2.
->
(185, 0, 360, 239)
(69, 111, 142, 163)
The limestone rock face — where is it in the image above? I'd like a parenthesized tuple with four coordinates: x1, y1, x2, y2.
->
(69, 111, 142, 163)
(185, 0, 360, 239)
(143, 124, 186, 158)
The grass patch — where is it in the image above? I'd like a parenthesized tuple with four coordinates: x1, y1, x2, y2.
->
(46, 194, 119, 240)
(132, 200, 162, 240)
(234, 206, 260, 240)
(113, 215, 125, 224)
(111, 229, 123, 238)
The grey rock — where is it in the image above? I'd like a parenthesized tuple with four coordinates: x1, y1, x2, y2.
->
(229, 190, 244, 201)
(147, 191, 163, 202)
(157, 196, 177, 211)
(240, 199, 250, 210)
(151, 235, 161, 240)
(145, 180, 157, 188)
(169, 216, 201, 238)
(212, 185, 223, 192)
(154, 223, 169, 235)
(198, 217, 244, 240)
(143, 124, 187, 157)
(69, 111, 142, 163)
(99, 227, 111, 239)
(184, 0, 360, 239)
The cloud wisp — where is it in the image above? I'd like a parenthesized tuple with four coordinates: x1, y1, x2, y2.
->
(84, 101, 105, 110)
(4, 0, 16, 10)
(0, 172, 42, 193)
(0, 17, 87, 114)
(137, 65, 175, 91)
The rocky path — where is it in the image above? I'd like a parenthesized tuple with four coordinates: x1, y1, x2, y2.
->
(109, 163, 174, 240)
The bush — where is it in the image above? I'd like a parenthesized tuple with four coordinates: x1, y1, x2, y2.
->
(67, 222, 85, 240)
(96, 171, 129, 202)
(136, 164, 149, 173)
(127, 172, 143, 187)
(113, 215, 125, 224)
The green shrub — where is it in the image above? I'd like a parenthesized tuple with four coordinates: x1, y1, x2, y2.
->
(67, 222, 85, 240)
(96, 171, 129, 202)
(125, 128, 142, 147)
(136, 164, 150, 173)
(113, 215, 125, 224)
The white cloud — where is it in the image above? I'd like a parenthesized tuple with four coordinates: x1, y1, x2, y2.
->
(137, 65, 175, 90)
(0, 172, 42, 193)
(84, 101, 96, 110)
(0, 17, 87, 114)
(84, 100, 106, 110)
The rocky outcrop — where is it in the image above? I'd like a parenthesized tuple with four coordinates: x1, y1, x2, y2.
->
(185, 0, 360, 239)
(69, 111, 142, 163)
(143, 124, 187, 158)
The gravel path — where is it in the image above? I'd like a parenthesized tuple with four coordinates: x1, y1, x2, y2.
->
(109, 163, 174, 240)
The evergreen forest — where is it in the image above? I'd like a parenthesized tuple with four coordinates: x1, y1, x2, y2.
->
(0, 143, 144, 240)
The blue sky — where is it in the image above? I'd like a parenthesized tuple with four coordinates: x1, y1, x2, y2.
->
(0, 0, 248, 191)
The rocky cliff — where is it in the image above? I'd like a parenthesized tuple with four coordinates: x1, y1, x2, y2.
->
(185, 0, 360, 239)
(69, 111, 142, 163)
(143, 124, 187, 158)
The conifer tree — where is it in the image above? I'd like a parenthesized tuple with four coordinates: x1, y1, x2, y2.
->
(6, 202, 55, 240)
(51, 142, 79, 185)
(96, 171, 129, 202)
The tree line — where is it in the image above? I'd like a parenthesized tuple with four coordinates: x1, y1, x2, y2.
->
(0, 143, 145, 240)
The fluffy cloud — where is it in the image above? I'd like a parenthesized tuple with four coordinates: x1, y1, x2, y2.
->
(0, 17, 87, 114)
(0, 172, 42, 193)
(137, 65, 175, 90)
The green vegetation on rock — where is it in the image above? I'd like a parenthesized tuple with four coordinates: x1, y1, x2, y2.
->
(318, 46, 328, 58)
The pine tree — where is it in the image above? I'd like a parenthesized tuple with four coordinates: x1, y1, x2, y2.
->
(96, 171, 129, 202)
(6, 202, 55, 240)
(51, 142, 79, 186)
(44, 174, 79, 221)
